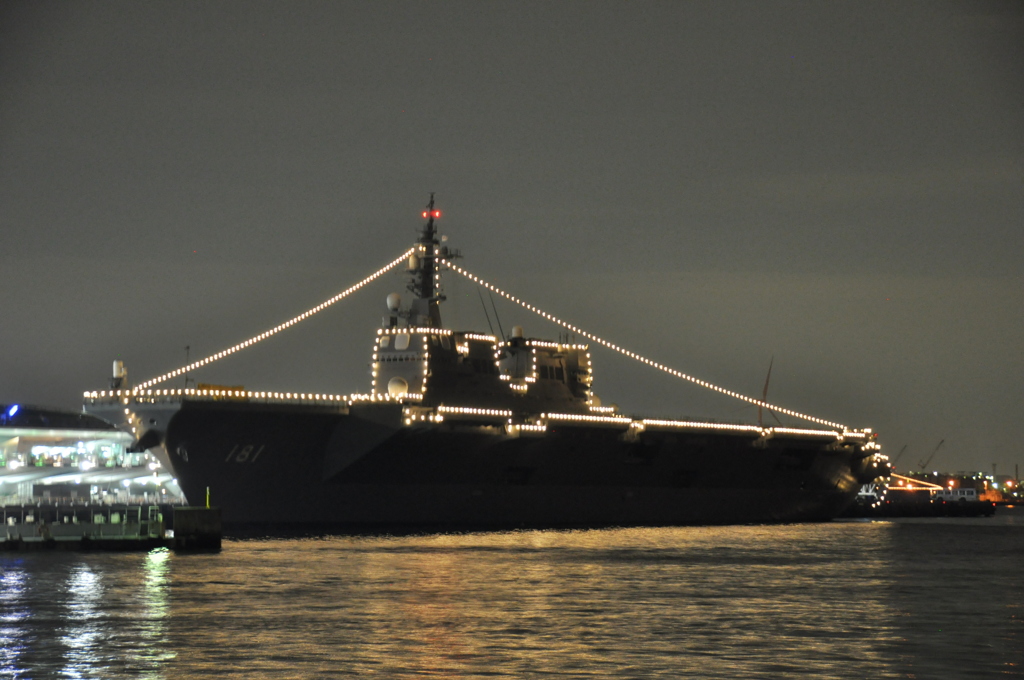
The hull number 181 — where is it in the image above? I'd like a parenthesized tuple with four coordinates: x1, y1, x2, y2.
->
(225, 444, 265, 464)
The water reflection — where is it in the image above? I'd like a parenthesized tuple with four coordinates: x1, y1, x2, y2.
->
(60, 563, 104, 677)
(2, 516, 1022, 678)
(355, 526, 903, 678)
(0, 565, 29, 674)
(0, 549, 174, 679)
(144, 548, 171, 619)
(135, 548, 175, 674)
(175, 525, 906, 677)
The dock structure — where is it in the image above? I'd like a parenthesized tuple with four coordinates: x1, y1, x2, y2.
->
(0, 504, 221, 551)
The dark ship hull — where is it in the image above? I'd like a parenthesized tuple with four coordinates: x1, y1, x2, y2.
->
(165, 399, 877, 531)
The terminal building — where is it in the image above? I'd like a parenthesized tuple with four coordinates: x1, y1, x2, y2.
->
(0, 403, 183, 504)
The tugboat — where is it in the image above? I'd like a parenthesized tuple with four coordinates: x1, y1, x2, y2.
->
(84, 197, 888, 530)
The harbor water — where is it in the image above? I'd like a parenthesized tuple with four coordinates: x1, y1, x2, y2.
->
(2, 509, 1022, 678)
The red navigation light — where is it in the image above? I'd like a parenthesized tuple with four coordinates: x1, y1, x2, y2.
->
(432, 210, 441, 218)
(422, 211, 429, 218)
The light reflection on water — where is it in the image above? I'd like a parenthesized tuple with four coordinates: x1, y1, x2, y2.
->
(0, 566, 29, 673)
(0, 513, 1022, 678)
(0, 548, 175, 679)
(61, 564, 104, 678)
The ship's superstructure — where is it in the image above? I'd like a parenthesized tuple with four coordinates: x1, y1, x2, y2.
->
(83, 198, 888, 530)
(373, 195, 595, 415)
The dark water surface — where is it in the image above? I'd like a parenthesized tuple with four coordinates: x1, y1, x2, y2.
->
(2, 510, 1023, 679)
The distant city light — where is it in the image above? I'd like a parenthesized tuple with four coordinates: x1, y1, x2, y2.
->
(7, 404, 18, 417)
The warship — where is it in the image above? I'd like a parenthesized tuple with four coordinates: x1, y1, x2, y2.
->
(84, 198, 888, 530)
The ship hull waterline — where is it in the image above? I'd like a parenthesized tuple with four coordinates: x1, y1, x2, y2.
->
(162, 400, 872, 533)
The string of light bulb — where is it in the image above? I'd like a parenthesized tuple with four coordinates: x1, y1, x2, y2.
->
(136, 249, 415, 390)
(131, 241, 848, 430)
(438, 257, 847, 430)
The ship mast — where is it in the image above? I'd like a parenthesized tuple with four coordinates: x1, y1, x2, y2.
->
(408, 193, 445, 327)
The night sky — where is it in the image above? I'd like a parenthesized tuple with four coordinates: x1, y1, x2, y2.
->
(2, 1, 1021, 474)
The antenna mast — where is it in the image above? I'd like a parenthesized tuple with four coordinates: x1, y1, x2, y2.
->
(408, 193, 445, 327)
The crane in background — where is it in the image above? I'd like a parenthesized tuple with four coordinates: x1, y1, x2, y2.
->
(917, 439, 944, 471)
(757, 357, 782, 428)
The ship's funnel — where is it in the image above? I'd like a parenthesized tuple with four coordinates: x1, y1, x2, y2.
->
(111, 360, 127, 390)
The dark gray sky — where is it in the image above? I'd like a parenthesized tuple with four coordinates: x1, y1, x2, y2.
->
(2, 1, 1021, 473)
